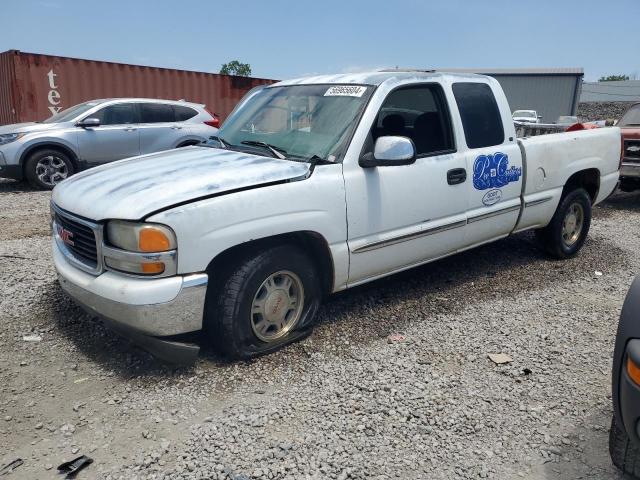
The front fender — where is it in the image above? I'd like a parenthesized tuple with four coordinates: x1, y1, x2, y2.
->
(17, 134, 79, 166)
(612, 275, 640, 436)
(147, 164, 349, 290)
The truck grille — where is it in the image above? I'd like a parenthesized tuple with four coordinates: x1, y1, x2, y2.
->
(53, 209, 99, 268)
(624, 140, 640, 163)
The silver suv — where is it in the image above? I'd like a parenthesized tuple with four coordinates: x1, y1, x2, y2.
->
(0, 98, 219, 189)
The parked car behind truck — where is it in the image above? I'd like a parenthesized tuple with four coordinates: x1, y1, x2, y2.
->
(512, 109, 541, 124)
(51, 71, 621, 363)
(0, 98, 218, 189)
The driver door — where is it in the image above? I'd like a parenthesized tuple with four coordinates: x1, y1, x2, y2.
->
(76, 102, 140, 165)
(344, 84, 469, 285)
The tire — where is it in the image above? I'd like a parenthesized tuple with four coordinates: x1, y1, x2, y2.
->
(610, 415, 640, 477)
(24, 149, 75, 190)
(205, 244, 321, 359)
(535, 188, 592, 259)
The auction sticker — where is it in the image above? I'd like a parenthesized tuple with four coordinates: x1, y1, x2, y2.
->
(324, 85, 368, 97)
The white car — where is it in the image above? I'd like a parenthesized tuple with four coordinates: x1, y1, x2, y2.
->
(512, 109, 541, 124)
(51, 71, 621, 363)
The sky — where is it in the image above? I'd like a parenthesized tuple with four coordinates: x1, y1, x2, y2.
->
(2, 0, 639, 82)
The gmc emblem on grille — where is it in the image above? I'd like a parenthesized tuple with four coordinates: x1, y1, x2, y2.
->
(56, 224, 75, 246)
(628, 145, 640, 153)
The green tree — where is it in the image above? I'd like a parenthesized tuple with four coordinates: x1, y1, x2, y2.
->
(220, 60, 252, 77)
(598, 74, 630, 82)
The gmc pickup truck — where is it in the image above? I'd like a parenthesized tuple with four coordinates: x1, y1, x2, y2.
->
(51, 71, 621, 363)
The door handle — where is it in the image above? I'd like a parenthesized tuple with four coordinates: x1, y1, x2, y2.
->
(447, 168, 467, 185)
(171, 125, 182, 130)
(124, 127, 137, 132)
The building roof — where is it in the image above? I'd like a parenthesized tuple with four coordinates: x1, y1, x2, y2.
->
(580, 80, 640, 102)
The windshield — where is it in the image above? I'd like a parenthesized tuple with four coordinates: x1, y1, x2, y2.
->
(43, 101, 101, 124)
(619, 104, 640, 127)
(216, 84, 373, 161)
(513, 111, 535, 118)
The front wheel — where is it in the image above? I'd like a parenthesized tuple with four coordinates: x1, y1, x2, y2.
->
(535, 188, 592, 259)
(610, 416, 640, 478)
(205, 244, 321, 359)
(25, 149, 75, 190)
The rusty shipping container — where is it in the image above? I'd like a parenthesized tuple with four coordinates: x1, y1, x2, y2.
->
(0, 50, 277, 126)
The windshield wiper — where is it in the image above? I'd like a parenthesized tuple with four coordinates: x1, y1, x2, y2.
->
(307, 154, 334, 165)
(201, 135, 230, 148)
(241, 141, 287, 159)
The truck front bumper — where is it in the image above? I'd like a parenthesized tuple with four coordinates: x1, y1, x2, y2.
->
(621, 162, 640, 179)
(53, 239, 208, 364)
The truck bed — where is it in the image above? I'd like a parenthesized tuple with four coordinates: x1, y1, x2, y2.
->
(515, 127, 621, 232)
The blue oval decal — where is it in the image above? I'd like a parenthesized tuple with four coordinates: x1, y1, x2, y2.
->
(482, 189, 502, 206)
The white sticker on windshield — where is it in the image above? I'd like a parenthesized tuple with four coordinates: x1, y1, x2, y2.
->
(324, 86, 368, 97)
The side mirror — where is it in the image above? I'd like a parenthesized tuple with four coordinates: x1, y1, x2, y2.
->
(537, 115, 543, 119)
(77, 118, 100, 128)
(359, 136, 416, 168)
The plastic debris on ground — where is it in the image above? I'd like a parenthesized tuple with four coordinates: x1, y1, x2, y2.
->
(57, 455, 93, 479)
(0, 459, 23, 476)
(488, 353, 513, 365)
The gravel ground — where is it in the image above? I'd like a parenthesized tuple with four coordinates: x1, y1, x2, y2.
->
(1, 178, 639, 479)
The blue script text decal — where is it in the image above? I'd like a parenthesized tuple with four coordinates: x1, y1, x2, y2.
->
(472, 152, 522, 191)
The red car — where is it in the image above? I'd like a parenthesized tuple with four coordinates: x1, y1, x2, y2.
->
(619, 103, 640, 192)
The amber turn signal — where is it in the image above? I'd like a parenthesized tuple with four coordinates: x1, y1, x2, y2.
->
(627, 356, 640, 386)
(141, 262, 165, 274)
(139, 228, 172, 252)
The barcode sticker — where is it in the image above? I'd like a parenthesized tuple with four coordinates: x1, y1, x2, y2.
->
(324, 86, 368, 97)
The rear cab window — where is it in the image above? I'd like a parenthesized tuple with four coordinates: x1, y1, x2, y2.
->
(452, 82, 504, 149)
(371, 84, 455, 156)
(619, 104, 640, 127)
(140, 103, 175, 123)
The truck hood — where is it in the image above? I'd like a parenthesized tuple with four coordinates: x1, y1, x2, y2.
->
(0, 122, 70, 135)
(52, 146, 312, 221)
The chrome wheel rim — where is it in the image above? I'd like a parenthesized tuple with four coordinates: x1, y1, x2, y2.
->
(562, 202, 584, 246)
(251, 270, 304, 342)
(35, 155, 68, 187)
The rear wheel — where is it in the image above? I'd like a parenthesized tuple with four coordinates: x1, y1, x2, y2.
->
(535, 188, 591, 259)
(24, 149, 75, 190)
(204, 244, 321, 359)
(610, 415, 640, 478)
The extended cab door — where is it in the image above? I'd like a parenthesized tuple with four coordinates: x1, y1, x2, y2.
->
(344, 83, 470, 285)
(76, 102, 140, 165)
(139, 103, 187, 154)
(451, 81, 524, 246)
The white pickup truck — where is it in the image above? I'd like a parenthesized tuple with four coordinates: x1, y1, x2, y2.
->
(51, 71, 621, 363)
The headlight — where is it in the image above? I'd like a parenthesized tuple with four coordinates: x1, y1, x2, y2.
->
(104, 220, 177, 276)
(106, 220, 176, 252)
(0, 133, 24, 146)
